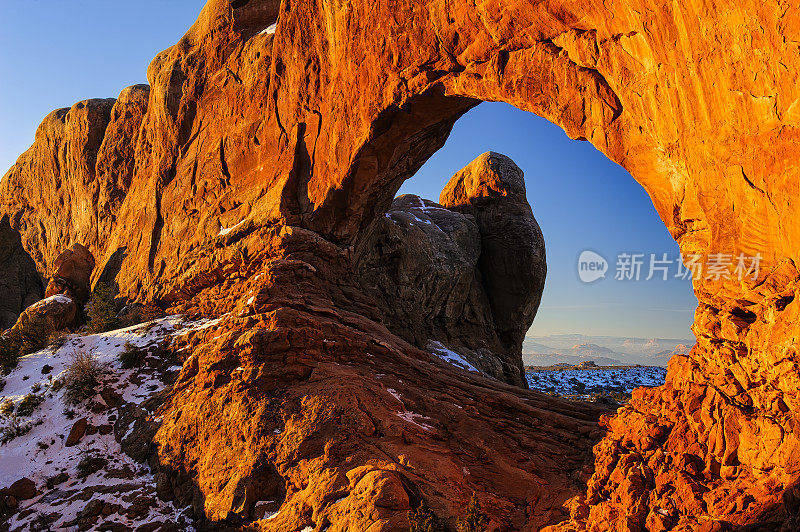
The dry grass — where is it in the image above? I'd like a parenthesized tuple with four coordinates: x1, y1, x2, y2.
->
(63, 350, 107, 404)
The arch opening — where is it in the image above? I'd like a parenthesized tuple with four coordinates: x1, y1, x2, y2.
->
(353, 100, 697, 393)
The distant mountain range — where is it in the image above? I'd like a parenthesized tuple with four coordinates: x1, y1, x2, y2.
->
(523, 334, 693, 367)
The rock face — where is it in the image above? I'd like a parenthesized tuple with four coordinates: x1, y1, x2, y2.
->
(0, 215, 43, 330)
(355, 153, 545, 387)
(0, 85, 149, 280)
(45, 243, 96, 305)
(440, 152, 547, 362)
(0, 0, 798, 529)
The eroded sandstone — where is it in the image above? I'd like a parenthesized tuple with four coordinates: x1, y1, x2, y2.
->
(0, 0, 798, 529)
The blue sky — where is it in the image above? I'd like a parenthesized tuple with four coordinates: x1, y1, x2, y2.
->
(399, 104, 698, 339)
(0, 2, 697, 339)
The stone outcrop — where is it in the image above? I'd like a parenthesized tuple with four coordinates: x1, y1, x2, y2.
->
(157, 227, 606, 529)
(441, 152, 547, 365)
(355, 152, 545, 387)
(45, 243, 96, 305)
(0, 85, 149, 280)
(0, 0, 798, 529)
(8, 294, 78, 338)
(0, 215, 43, 330)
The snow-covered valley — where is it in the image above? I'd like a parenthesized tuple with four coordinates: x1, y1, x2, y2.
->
(526, 365, 668, 400)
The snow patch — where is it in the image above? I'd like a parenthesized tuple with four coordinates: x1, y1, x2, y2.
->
(218, 219, 246, 236)
(396, 411, 434, 431)
(526, 366, 667, 398)
(259, 23, 277, 35)
(428, 341, 479, 373)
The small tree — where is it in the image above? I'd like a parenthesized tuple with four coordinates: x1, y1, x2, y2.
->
(18, 314, 52, 356)
(0, 331, 22, 373)
(457, 494, 489, 532)
(409, 500, 444, 532)
(86, 282, 117, 333)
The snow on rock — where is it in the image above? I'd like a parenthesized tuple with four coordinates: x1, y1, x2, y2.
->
(259, 22, 277, 35)
(27, 294, 74, 309)
(0, 315, 215, 531)
(217, 218, 246, 236)
(427, 341, 480, 373)
(396, 410, 434, 431)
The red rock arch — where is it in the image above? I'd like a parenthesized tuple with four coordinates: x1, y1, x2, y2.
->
(2, 0, 799, 529)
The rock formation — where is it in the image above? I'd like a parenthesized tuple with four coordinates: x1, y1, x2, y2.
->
(8, 294, 77, 338)
(0, 216, 43, 330)
(441, 152, 547, 367)
(355, 152, 545, 387)
(0, 85, 149, 280)
(0, 0, 798, 529)
(44, 243, 96, 305)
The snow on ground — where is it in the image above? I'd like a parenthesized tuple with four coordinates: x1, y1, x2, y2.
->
(427, 341, 480, 373)
(526, 366, 667, 398)
(0, 316, 212, 531)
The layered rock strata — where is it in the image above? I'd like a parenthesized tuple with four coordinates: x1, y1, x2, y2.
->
(0, 0, 798, 529)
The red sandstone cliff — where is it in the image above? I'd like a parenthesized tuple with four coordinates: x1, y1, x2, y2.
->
(2, 0, 800, 529)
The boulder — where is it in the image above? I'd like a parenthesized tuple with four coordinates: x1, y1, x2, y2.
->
(354, 153, 546, 388)
(440, 152, 547, 355)
(1, 478, 37, 501)
(66, 418, 89, 447)
(45, 244, 96, 305)
(8, 294, 77, 338)
(0, 215, 44, 330)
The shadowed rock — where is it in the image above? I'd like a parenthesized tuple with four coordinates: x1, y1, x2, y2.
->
(441, 152, 547, 359)
(355, 153, 545, 387)
(0, 215, 43, 330)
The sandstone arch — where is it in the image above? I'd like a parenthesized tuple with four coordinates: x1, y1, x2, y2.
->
(2, 0, 799, 529)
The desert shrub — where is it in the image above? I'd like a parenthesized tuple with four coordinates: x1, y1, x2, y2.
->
(119, 341, 145, 369)
(51, 376, 65, 392)
(77, 454, 108, 478)
(0, 398, 14, 417)
(457, 494, 489, 532)
(136, 304, 164, 324)
(16, 393, 44, 417)
(41, 364, 53, 375)
(408, 500, 444, 532)
(0, 414, 34, 444)
(85, 282, 117, 333)
(62, 350, 106, 404)
(18, 314, 52, 356)
(0, 329, 24, 373)
(47, 330, 68, 351)
(116, 303, 164, 329)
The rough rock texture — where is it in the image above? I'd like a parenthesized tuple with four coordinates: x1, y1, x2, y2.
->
(44, 243, 96, 305)
(355, 152, 545, 388)
(440, 152, 547, 365)
(355, 194, 507, 381)
(0, 0, 798, 529)
(0, 84, 149, 280)
(0, 215, 43, 330)
(9, 295, 77, 336)
(157, 227, 605, 530)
